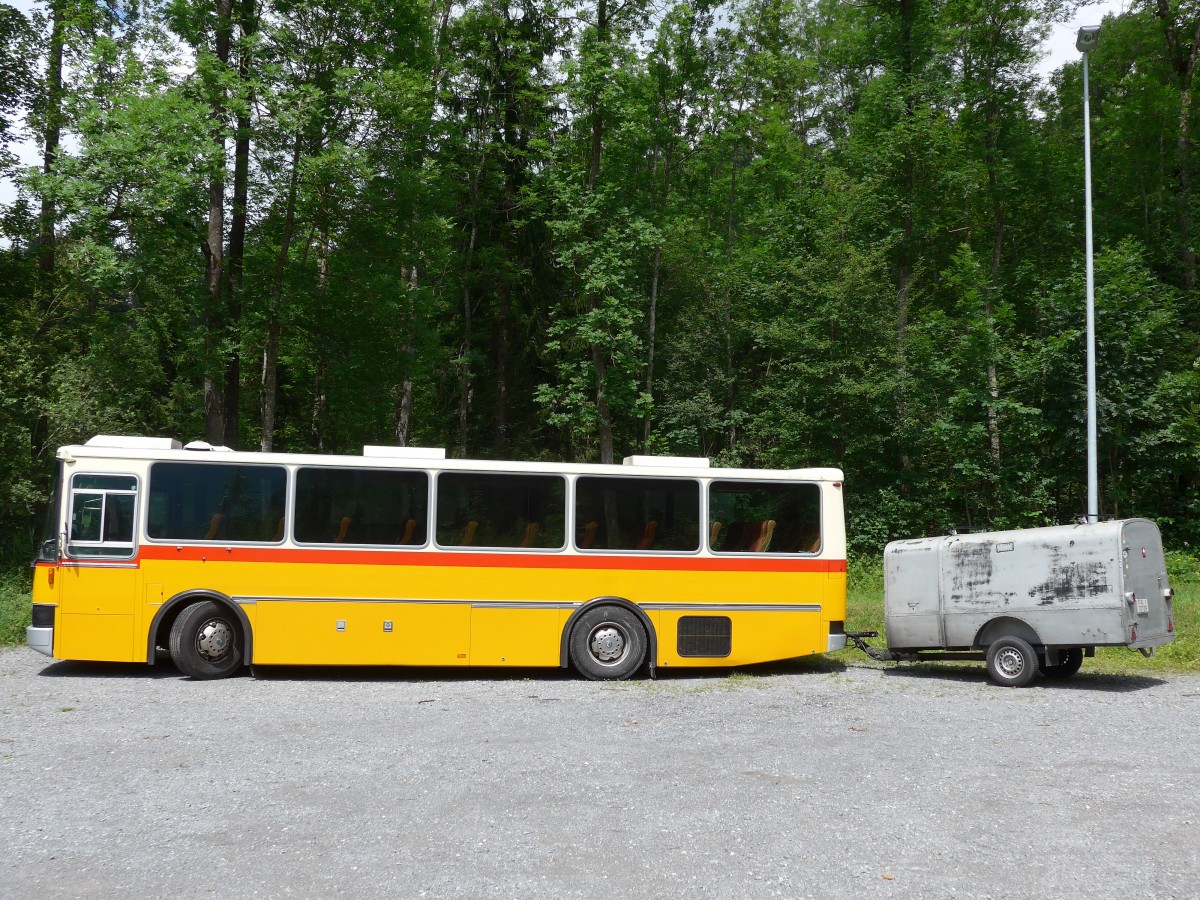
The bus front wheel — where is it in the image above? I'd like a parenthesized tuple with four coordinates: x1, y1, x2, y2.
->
(570, 606, 647, 681)
(169, 600, 244, 680)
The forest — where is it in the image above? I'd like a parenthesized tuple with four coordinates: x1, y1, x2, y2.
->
(0, 0, 1198, 570)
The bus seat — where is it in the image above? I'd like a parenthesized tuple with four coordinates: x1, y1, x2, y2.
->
(754, 519, 777, 553)
(335, 516, 352, 543)
(398, 519, 416, 545)
(797, 523, 820, 552)
(580, 521, 598, 549)
(204, 514, 225, 540)
(519, 522, 540, 548)
(273, 518, 285, 542)
(461, 520, 478, 546)
(709, 521, 723, 548)
(636, 520, 658, 550)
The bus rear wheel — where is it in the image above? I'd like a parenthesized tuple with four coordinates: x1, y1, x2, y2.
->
(570, 605, 647, 681)
(169, 600, 244, 680)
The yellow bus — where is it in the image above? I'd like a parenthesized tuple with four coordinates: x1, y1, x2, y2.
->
(28, 436, 847, 680)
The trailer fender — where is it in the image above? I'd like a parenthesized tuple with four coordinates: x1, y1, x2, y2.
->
(974, 617, 1041, 651)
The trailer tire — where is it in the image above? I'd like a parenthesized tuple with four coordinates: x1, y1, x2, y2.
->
(1039, 647, 1084, 679)
(985, 635, 1039, 687)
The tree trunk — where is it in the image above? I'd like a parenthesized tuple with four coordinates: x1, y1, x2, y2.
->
(458, 211, 478, 459)
(587, 0, 612, 463)
(221, 0, 256, 450)
(38, 0, 64, 287)
(203, 0, 235, 445)
(260, 136, 303, 452)
(394, 264, 418, 447)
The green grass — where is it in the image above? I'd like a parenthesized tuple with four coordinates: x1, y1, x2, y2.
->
(835, 553, 1200, 674)
(0, 573, 32, 648)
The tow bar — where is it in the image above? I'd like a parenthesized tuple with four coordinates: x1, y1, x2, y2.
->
(846, 631, 896, 662)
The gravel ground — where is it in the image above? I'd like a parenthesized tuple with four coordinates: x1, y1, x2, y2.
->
(1, 647, 1198, 899)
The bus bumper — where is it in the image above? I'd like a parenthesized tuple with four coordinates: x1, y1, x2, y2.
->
(27, 626, 54, 657)
(827, 633, 847, 652)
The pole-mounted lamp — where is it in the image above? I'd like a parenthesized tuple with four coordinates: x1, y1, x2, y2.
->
(1077, 24, 1100, 523)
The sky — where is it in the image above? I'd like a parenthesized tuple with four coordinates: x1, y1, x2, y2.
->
(0, 0, 1128, 209)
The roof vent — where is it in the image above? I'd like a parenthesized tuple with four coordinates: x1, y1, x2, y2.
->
(85, 435, 183, 450)
(363, 445, 447, 460)
(183, 441, 234, 452)
(622, 454, 710, 468)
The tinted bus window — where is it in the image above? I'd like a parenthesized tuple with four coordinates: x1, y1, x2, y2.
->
(574, 477, 699, 552)
(147, 463, 286, 543)
(295, 468, 429, 545)
(709, 481, 821, 553)
(436, 473, 565, 549)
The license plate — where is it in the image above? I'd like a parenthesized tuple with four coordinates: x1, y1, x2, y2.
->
(1136, 596, 1149, 614)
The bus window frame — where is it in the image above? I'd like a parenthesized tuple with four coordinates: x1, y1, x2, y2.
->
(65, 472, 139, 560)
(706, 478, 824, 556)
(292, 464, 432, 550)
(142, 460, 290, 547)
(571, 474, 705, 556)
(432, 469, 569, 553)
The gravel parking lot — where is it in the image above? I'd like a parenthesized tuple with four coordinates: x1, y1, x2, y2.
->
(1, 646, 1197, 899)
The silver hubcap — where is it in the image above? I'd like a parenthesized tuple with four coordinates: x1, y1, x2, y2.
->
(995, 646, 1025, 679)
(196, 618, 234, 663)
(589, 624, 628, 666)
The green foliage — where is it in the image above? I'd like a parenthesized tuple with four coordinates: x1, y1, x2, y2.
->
(0, 572, 31, 648)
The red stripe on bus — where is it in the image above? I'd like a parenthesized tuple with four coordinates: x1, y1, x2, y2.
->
(135, 544, 846, 574)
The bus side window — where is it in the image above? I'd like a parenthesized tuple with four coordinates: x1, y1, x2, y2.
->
(709, 482, 820, 554)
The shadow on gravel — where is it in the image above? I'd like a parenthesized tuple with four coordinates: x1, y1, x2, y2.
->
(33, 654, 850, 685)
(877, 662, 1168, 692)
(247, 664, 578, 683)
(653, 655, 848, 682)
(36, 658, 184, 680)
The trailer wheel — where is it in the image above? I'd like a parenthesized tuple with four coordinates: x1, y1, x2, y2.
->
(1039, 647, 1084, 679)
(985, 635, 1039, 687)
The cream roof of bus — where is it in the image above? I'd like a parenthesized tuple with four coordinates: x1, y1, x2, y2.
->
(61, 436, 844, 482)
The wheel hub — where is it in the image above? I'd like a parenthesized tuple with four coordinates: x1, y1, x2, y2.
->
(590, 625, 626, 663)
(196, 619, 233, 662)
(996, 647, 1025, 678)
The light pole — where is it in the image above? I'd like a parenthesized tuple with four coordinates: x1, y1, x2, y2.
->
(1078, 24, 1101, 524)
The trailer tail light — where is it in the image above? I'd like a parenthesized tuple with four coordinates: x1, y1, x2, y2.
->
(1131, 625, 1138, 642)
(1168, 618, 1174, 633)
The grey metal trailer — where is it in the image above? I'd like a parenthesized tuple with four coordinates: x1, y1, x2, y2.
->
(851, 519, 1176, 686)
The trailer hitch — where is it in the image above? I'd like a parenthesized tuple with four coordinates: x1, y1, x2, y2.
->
(846, 631, 896, 662)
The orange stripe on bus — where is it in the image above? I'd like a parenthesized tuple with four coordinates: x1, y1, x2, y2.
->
(135, 544, 845, 573)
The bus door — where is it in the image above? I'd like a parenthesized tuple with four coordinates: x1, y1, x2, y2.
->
(58, 473, 142, 662)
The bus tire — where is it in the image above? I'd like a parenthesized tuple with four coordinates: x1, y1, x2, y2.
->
(985, 635, 1039, 688)
(1039, 647, 1084, 679)
(569, 605, 647, 681)
(169, 600, 244, 680)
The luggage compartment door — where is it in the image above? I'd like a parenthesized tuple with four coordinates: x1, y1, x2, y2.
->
(884, 540, 944, 649)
